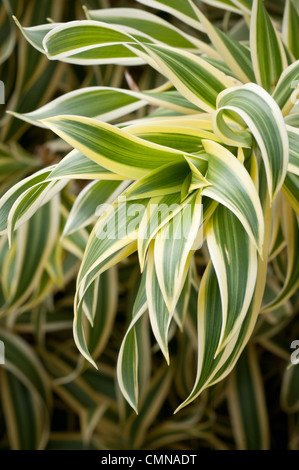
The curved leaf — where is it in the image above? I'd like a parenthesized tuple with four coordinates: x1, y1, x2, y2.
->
(206, 204, 258, 353)
(227, 344, 270, 449)
(129, 42, 237, 113)
(213, 83, 289, 202)
(42, 115, 185, 179)
(154, 190, 203, 313)
(191, 140, 264, 254)
(190, 1, 255, 83)
(250, 0, 288, 93)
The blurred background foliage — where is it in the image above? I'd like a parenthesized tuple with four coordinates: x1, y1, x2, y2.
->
(0, 0, 298, 450)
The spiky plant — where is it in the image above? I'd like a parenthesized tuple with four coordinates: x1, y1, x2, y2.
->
(0, 0, 299, 450)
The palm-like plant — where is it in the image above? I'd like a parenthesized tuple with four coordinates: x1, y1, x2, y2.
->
(0, 0, 299, 450)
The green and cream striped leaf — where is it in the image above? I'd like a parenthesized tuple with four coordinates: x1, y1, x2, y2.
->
(63, 180, 126, 236)
(42, 116, 186, 179)
(206, 204, 258, 354)
(282, 0, 299, 60)
(0, 239, 16, 303)
(199, 0, 244, 14)
(1, 198, 60, 314)
(118, 83, 207, 116)
(73, 246, 136, 366)
(176, 167, 272, 411)
(285, 112, 299, 128)
(125, 119, 221, 152)
(287, 125, 299, 176)
(268, 197, 287, 261)
(128, 43, 237, 114)
(10, 86, 204, 129)
(125, 114, 214, 132)
(45, 241, 64, 288)
(189, 1, 255, 83)
(272, 61, 299, 116)
(86, 7, 214, 53)
(134, 308, 152, 408)
(206, 164, 272, 388)
(0, 1, 16, 65)
(0, 167, 53, 235)
(42, 20, 151, 65)
(188, 140, 264, 253)
(174, 264, 194, 330)
(175, 286, 198, 393)
(117, 271, 148, 412)
(230, 0, 252, 13)
(138, 192, 194, 272)
(75, 242, 137, 317)
(154, 190, 203, 313)
(227, 344, 270, 449)
(123, 161, 190, 201)
(261, 197, 299, 312)
(0, 328, 50, 449)
(84, 268, 118, 361)
(0, 327, 50, 405)
(136, 90, 203, 114)
(146, 243, 172, 363)
(48, 150, 126, 182)
(174, 261, 230, 410)
(8, 87, 147, 128)
(175, 260, 260, 412)
(2, 4, 67, 143)
(13, 18, 60, 54)
(282, 173, 299, 215)
(73, 199, 148, 365)
(185, 154, 213, 193)
(6, 178, 67, 243)
(0, 370, 48, 450)
(213, 83, 289, 202)
(135, 0, 205, 31)
(137, 90, 205, 114)
(126, 364, 173, 449)
(203, 56, 240, 79)
(250, 0, 288, 93)
(77, 197, 148, 288)
(72, 301, 97, 370)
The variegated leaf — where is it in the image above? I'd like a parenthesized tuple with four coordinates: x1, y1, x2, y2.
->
(206, 204, 257, 353)
(282, 0, 299, 60)
(154, 190, 203, 313)
(189, 1, 255, 83)
(127, 42, 237, 113)
(213, 83, 289, 202)
(227, 344, 270, 449)
(42, 115, 186, 179)
(250, 0, 288, 93)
